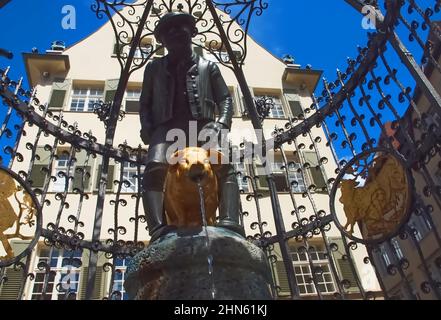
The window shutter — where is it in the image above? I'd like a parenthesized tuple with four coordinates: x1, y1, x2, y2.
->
(337, 259, 358, 290)
(78, 267, 104, 300)
(0, 241, 30, 300)
(30, 146, 52, 188)
(0, 268, 24, 300)
(236, 86, 253, 118)
(194, 46, 203, 57)
(104, 79, 119, 104)
(303, 151, 327, 191)
(73, 166, 92, 192)
(288, 101, 303, 118)
(284, 91, 303, 118)
(252, 161, 269, 192)
(95, 164, 115, 192)
(331, 238, 359, 291)
(113, 42, 123, 55)
(125, 100, 140, 113)
(48, 79, 71, 110)
(275, 261, 290, 294)
(155, 44, 165, 57)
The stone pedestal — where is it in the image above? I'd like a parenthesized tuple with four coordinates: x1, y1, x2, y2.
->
(125, 227, 273, 300)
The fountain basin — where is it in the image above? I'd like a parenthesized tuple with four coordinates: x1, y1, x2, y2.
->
(125, 227, 273, 300)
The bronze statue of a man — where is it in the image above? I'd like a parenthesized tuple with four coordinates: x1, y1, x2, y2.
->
(139, 12, 245, 242)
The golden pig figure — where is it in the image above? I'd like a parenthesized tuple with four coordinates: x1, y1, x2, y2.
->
(0, 171, 18, 259)
(339, 154, 408, 237)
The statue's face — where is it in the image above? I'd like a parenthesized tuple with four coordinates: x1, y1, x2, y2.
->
(161, 23, 193, 53)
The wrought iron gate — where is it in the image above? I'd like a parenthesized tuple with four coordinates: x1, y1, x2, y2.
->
(0, 0, 441, 300)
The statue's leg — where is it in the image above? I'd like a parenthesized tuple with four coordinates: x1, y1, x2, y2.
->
(214, 164, 245, 237)
(142, 129, 175, 243)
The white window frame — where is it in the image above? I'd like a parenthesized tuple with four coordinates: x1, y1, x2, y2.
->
(124, 88, 142, 113)
(121, 162, 144, 193)
(291, 246, 336, 295)
(30, 247, 82, 300)
(70, 87, 104, 112)
(254, 94, 286, 119)
(270, 161, 306, 193)
(391, 238, 404, 260)
(111, 257, 131, 300)
(409, 214, 432, 242)
(52, 153, 73, 193)
(234, 162, 250, 193)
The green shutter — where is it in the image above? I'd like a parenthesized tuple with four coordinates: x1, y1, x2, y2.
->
(73, 166, 92, 192)
(78, 267, 104, 300)
(284, 91, 303, 118)
(0, 268, 24, 300)
(125, 100, 140, 113)
(303, 151, 327, 192)
(236, 86, 253, 118)
(113, 42, 123, 55)
(155, 44, 165, 56)
(105, 90, 116, 104)
(30, 165, 47, 189)
(95, 164, 115, 192)
(252, 162, 269, 192)
(331, 238, 359, 292)
(288, 101, 303, 118)
(48, 90, 66, 110)
(30, 146, 52, 188)
(337, 259, 358, 290)
(275, 261, 290, 294)
(48, 79, 72, 110)
(194, 46, 203, 57)
(104, 79, 119, 104)
(0, 241, 31, 300)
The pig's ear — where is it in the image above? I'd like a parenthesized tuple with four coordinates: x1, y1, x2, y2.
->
(168, 149, 184, 177)
(207, 149, 228, 171)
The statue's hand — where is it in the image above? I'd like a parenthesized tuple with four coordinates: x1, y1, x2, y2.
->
(200, 121, 228, 146)
(140, 127, 151, 145)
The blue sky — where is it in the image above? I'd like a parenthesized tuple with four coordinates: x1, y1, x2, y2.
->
(0, 1, 367, 86)
(0, 1, 433, 164)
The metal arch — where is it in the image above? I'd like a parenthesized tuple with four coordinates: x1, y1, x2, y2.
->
(1, 0, 441, 300)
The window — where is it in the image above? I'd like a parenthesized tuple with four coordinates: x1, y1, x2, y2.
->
(408, 214, 432, 242)
(122, 40, 164, 59)
(379, 244, 391, 268)
(52, 153, 73, 192)
(271, 161, 306, 193)
(435, 168, 441, 186)
(121, 162, 143, 193)
(291, 246, 336, 295)
(70, 87, 104, 112)
(204, 47, 242, 64)
(111, 257, 131, 300)
(253, 156, 306, 193)
(125, 89, 141, 113)
(254, 94, 285, 119)
(391, 238, 404, 260)
(31, 247, 82, 300)
(424, 105, 441, 129)
(51, 150, 92, 193)
(234, 162, 250, 193)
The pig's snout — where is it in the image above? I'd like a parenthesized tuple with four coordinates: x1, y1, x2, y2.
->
(188, 162, 209, 183)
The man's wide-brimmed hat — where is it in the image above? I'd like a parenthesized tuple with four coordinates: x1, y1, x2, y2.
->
(154, 12, 196, 42)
